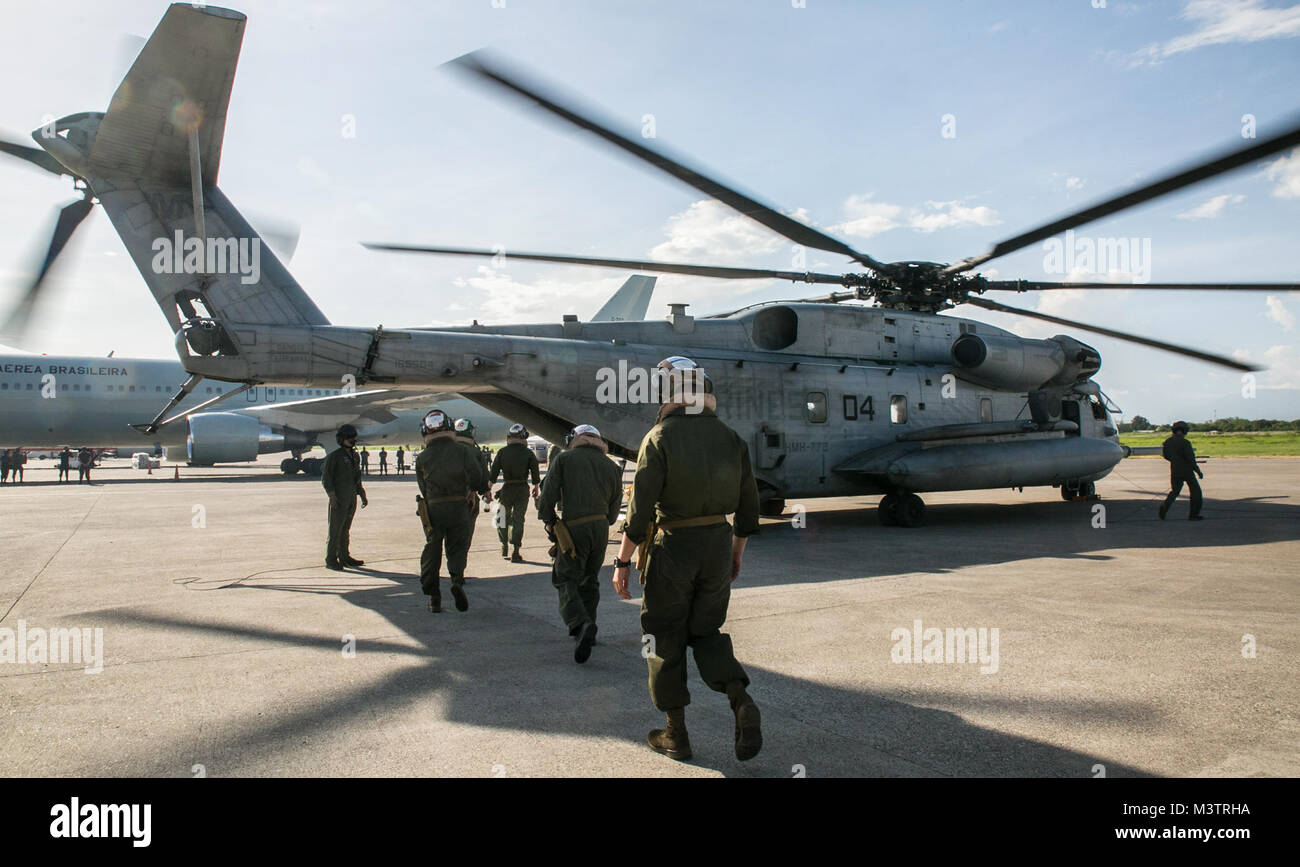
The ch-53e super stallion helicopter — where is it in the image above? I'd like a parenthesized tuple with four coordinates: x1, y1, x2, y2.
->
(3, 4, 1297, 525)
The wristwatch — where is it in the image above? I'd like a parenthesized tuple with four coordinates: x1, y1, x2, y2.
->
(613, 557, 632, 569)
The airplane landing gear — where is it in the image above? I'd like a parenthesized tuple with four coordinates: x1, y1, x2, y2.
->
(280, 457, 302, 475)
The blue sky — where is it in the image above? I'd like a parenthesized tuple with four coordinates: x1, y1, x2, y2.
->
(0, 0, 1297, 423)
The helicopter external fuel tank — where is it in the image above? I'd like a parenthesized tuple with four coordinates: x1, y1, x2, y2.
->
(950, 333, 1101, 391)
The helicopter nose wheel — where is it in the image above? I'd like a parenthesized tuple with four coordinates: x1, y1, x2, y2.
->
(878, 492, 926, 527)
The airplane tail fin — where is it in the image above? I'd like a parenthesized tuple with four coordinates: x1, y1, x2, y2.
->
(38, 3, 328, 340)
(591, 275, 656, 322)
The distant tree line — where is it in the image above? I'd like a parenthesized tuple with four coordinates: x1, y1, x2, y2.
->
(1118, 416, 1300, 433)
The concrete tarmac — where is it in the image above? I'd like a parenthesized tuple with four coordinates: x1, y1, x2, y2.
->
(1, 456, 1296, 777)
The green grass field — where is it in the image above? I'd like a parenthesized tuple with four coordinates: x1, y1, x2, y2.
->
(1121, 431, 1300, 457)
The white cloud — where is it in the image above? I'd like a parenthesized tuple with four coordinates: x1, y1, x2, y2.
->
(1134, 0, 1300, 63)
(910, 200, 1003, 233)
(1066, 176, 1086, 192)
(448, 265, 631, 324)
(1265, 294, 1295, 331)
(831, 195, 1000, 238)
(833, 195, 904, 238)
(1264, 148, 1300, 199)
(649, 199, 787, 263)
(1175, 192, 1245, 219)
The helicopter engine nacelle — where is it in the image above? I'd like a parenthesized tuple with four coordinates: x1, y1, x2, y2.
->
(950, 333, 1101, 391)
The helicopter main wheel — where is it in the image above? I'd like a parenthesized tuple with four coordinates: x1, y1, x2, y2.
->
(1060, 483, 1075, 501)
(1078, 480, 1096, 499)
(897, 493, 926, 528)
(877, 494, 900, 527)
(280, 457, 302, 475)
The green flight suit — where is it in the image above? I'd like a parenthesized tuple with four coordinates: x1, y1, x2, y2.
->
(490, 441, 541, 547)
(455, 435, 490, 546)
(416, 435, 488, 598)
(537, 443, 623, 632)
(322, 446, 366, 565)
(624, 406, 761, 712)
(1161, 434, 1203, 517)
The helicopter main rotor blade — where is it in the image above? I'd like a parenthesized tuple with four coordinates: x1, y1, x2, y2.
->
(983, 280, 1300, 292)
(448, 51, 888, 272)
(362, 242, 848, 284)
(947, 118, 1300, 275)
(962, 295, 1258, 372)
(0, 137, 66, 177)
(1, 197, 94, 338)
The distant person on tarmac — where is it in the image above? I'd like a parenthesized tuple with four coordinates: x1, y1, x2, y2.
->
(1159, 421, 1204, 521)
(379, 448, 389, 476)
(58, 447, 72, 483)
(323, 424, 368, 570)
(0, 449, 9, 483)
(78, 448, 93, 484)
(11, 449, 24, 483)
(396, 446, 406, 475)
(360, 448, 370, 475)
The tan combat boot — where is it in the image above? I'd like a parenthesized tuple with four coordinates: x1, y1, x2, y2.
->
(647, 708, 692, 761)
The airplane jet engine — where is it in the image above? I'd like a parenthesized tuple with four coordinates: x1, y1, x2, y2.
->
(950, 333, 1101, 391)
(186, 412, 313, 466)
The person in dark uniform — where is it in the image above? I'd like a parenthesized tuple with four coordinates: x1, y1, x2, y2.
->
(77, 448, 93, 484)
(379, 448, 389, 476)
(614, 356, 762, 762)
(0, 449, 9, 483)
(454, 418, 491, 547)
(1159, 420, 1204, 521)
(537, 424, 623, 664)
(360, 448, 370, 475)
(12, 449, 24, 483)
(416, 408, 488, 613)
(490, 423, 542, 562)
(322, 423, 368, 570)
(58, 447, 72, 483)
(396, 446, 406, 475)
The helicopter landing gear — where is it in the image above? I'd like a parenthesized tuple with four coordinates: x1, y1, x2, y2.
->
(879, 492, 926, 527)
(877, 494, 899, 526)
(1060, 480, 1097, 501)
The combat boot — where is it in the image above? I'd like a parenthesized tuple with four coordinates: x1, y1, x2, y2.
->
(342, 556, 365, 567)
(428, 595, 442, 614)
(727, 681, 763, 761)
(450, 579, 469, 612)
(647, 709, 691, 761)
(501, 542, 509, 559)
(510, 545, 523, 563)
(325, 560, 344, 571)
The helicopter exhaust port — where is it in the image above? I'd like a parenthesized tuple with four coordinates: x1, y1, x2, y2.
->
(950, 333, 1100, 392)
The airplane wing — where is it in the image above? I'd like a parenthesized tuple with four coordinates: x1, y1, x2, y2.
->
(591, 275, 656, 321)
(225, 389, 428, 429)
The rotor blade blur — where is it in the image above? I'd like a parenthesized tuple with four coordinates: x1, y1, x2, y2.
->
(984, 280, 1300, 292)
(0, 138, 66, 176)
(248, 212, 300, 263)
(448, 51, 888, 272)
(947, 118, 1300, 274)
(363, 242, 847, 283)
(962, 295, 1258, 372)
(1, 198, 94, 338)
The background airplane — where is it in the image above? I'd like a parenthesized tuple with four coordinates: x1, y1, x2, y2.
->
(0, 275, 655, 472)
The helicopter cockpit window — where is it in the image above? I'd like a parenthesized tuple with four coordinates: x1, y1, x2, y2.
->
(806, 392, 827, 423)
(1088, 394, 1108, 420)
(890, 394, 907, 424)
